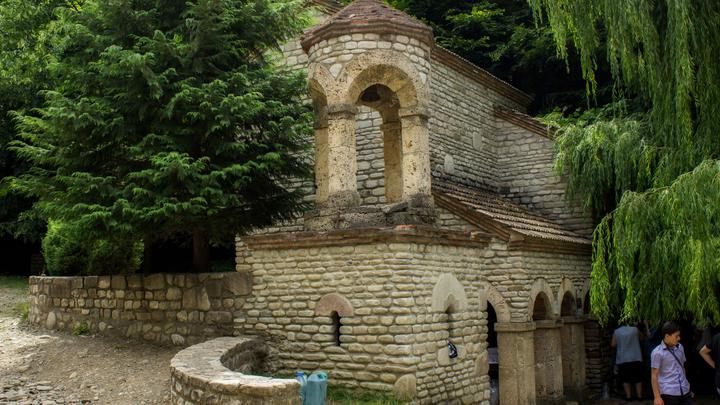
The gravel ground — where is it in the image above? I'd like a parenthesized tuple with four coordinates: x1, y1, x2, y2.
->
(0, 279, 178, 405)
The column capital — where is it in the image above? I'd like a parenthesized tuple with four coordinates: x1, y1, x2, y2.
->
(327, 103, 357, 119)
(398, 106, 429, 120)
(495, 321, 535, 333)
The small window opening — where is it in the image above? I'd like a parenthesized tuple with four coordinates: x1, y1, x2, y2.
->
(331, 311, 342, 346)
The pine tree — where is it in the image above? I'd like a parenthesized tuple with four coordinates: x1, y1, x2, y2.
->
(13, 0, 313, 273)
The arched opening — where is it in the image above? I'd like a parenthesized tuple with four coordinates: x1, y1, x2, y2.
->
(532, 292, 552, 321)
(354, 83, 402, 205)
(487, 302, 499, 405)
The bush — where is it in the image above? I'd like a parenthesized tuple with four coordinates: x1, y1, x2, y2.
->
(42, 220, 143, 276)
(72, 320, 90, 335)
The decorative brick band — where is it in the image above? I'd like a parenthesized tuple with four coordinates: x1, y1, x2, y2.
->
(28, 273, 252, 346)
(243, 225, 491, 250)
(170, 337, 300, 405)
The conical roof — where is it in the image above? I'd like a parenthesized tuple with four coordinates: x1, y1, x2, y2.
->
(301, 0, 433, 52)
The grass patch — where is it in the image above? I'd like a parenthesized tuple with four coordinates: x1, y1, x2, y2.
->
(0, 276, 29, 291)
(327, 386, 407, 405)
(12, 302, 30, 321)
(72, 320, 90, 335)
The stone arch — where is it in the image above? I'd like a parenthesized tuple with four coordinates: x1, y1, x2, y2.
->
(478, 282, 511, 323)
(338, 49, 428, 110)
(308, 64, 337, 105)
(431, 273, 468, 313)
(528, 278, 556, 321)
(315, 293, 354, 317)
(558, 277, 578, 317)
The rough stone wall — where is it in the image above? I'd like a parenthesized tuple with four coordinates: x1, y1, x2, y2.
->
(28, 273, 251, 346)
(170, 337, 300, 405)
(237, 241, 488, 404)
(495, 120, 594, 238)
(584, 317, 613, 397)
(235, 231, 591, 404)
(355, 108, 386, 206)
(428, 59, 522, 190)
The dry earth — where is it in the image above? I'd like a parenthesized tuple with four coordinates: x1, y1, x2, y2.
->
(0, 280, 178, 405)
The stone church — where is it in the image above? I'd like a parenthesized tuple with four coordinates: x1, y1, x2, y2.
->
(235, 0, 595, 403)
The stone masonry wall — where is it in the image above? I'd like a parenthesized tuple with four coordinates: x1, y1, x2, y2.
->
(236, 229, 591, 403)
(428, 58, 523, 191)
(495, 120, 594, 237)
(28, 273, 251, 346)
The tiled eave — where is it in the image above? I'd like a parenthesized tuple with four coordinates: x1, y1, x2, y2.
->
(433, 189, 591, 256)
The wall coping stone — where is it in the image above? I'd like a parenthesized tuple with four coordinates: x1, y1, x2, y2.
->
(171, 337, 300, 403)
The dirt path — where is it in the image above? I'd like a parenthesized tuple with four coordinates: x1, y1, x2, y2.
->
(0, 280, 178, 405)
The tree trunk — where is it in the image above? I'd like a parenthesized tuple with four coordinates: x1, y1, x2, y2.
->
(193, 230, 210, 273)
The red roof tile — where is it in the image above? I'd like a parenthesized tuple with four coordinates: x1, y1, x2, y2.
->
(301, 0, 434, 52)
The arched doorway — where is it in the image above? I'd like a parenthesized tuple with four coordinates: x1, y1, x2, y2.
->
(487, 302, 500, 404)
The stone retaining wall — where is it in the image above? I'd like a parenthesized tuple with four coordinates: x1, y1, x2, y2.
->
(28, 273, 252, 346)
(170, 337, 299, 405)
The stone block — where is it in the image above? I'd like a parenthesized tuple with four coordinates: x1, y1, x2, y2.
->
(110, 276, 126, 290)
(144, 274, 165, 290)
(206, 311, 232, 324)
(98, 276, 111, 289)
(223, 272, 252, 296)
(205, 279, 222, 298)
(166, 287, 182, 301)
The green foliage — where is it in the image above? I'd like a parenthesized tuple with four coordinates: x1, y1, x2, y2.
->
(72, 320, 90, 335)
(11, 0, 314, 273)
(0, 0, 72, 242)
(383, 0, 611, 112)
(328, 386, 409, 405)
(13, 302, 30, 321)
(42, 220, 142, 276)
(545, 101, 651, 219)
(532, 0, 720, 323)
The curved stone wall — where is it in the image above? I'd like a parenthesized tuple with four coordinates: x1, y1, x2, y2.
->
(170, 337, 300, 405)
(28, 273, 251, 346)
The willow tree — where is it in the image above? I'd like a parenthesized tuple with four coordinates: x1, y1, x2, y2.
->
(529, 0, 720, 324)
(13, 0, 313, 273)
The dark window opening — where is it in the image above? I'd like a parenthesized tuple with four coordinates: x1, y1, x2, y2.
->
(331, 311, 342, 346)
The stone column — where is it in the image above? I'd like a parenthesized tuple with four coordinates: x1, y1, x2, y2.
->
(495, 322, 536, 405)
(534, 319, 564, 405)
(380, 121, 403, 203)
(399, 108, 431, 205)
(561, 316, 587, 401)
(316, 103, 360, 208)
